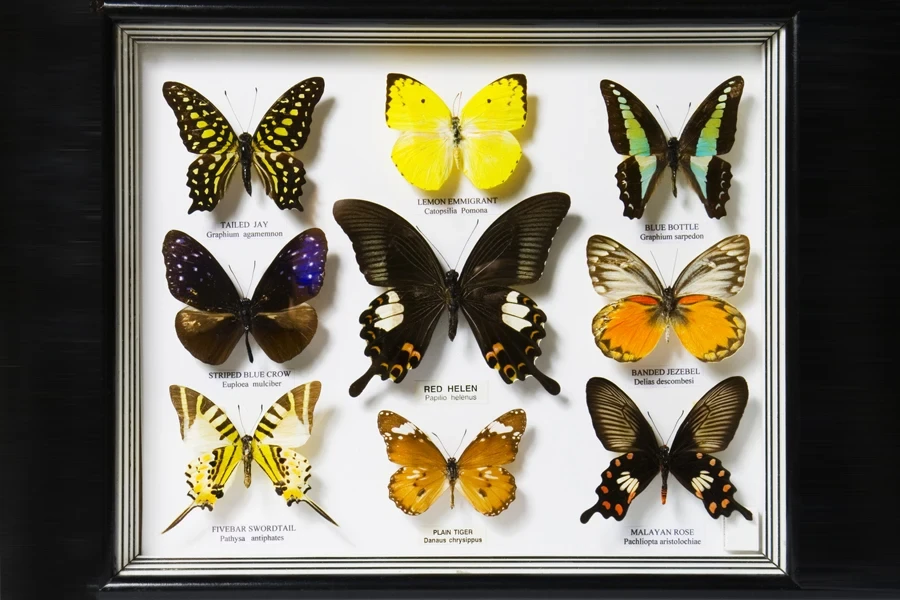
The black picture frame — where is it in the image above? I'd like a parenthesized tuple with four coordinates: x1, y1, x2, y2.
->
(4, 1, 899, 598)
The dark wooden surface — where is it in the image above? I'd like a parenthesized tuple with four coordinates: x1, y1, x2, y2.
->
(2, 1, 899, 598)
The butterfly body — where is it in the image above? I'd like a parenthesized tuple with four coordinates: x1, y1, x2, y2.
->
(162, 78, 324, 213)
(581, 377, 752, 522)
(600, 76, 744, 219)
(377, 409, 526, 516)
(162, 228, 327, 365)
(334, 193, 569, 397)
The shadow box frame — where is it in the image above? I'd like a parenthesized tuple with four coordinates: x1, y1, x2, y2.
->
(91, 3, 801, 594)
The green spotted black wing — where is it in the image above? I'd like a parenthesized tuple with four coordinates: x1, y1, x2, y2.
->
(599, 79, 669, 220)
(599, 76, 744, 220)
(333, 193, 569, 398)
(677, 76, 744, 219)
(581, 376, 752, 522)
(162, 78, 324, 214)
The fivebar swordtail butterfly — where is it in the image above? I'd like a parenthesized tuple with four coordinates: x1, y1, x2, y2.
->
(163, 381, 337, 532)
(162, 78, 324, 214)
(333, 192, 570, 397)
(162, 228, 327, 365)
(580, 376, 752, 522)
(600, 76, 744, 219)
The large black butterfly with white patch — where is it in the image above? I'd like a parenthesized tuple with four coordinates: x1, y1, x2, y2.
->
(333, 193, 570, 397)
(162, 78, 324, 214)
(580, 376, 752, 522)
(162, 228, 327, 365)
(600, 76, 744, 219)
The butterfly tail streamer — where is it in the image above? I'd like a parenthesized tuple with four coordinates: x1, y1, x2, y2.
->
(579, 494, 605, 524)
(162, 503, 201, 534)
(303, 497, 339, 527)
(730, 499, 753, 520)
(528, 365, 561, 396)
(349, 364, 380, 398)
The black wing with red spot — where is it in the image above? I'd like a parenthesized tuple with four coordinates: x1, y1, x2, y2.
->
(670, 451, 752, 520)
(580, 451, 658, 522)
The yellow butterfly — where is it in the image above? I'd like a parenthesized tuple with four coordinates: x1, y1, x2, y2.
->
(385, 73, 527, 191)
(163, 382, 337, 532)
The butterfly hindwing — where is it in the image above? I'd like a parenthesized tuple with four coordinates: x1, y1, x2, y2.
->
(462, 287, 559, 394)
(670, 451, 752, 519)
(349, 287, 445, 397)
(580, 451, 659, 522)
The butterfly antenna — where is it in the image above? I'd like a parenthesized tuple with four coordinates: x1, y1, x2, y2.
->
(453, 220, 480, 271)
(647, 412, 665, 444)
(223, 90, 246, 132)
(656, 104, 673, 139)
(453, 91, 462, 116)
(246, 261, 257, 295)
(678, 102, 693, 136)
(228, 265, 246, 298)
(452, 429, 467, 458)
(247, 87, 258, 129)
(416, 225, 452, 270)
(669, 249, 679, 289)
(665, 410, 685, 446)
(431, 432, 451, 458)
(649, 251, 667, 288)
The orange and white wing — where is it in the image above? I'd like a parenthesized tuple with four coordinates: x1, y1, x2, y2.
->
(670, 235, 749, 362)
(456, 409, 526, 516)
(377, 410, 450, 515)
(586, 235, 667, 362)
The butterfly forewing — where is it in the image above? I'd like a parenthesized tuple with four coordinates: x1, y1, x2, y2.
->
(460, 74, 527, 132)
(333, 199, 445, 288)
(458, 409, 527, 468)
(460, 192, 571, 288)
(586, 235, 665, 300)
(163, 230, 242, 312)
(672, 234, 749, 299)
(670, 376, 748, 455)
(163, 82, 239, 156)
(253, 381, 320, 449)
(679, 76, 744, 159)
(385, 74, 453, 132)
(253, 77, 324, 153)
(585, 377, 659, 453)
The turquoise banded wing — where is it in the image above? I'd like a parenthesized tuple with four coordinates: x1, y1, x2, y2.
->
(600, 80, 668, 220)
(679, 76, 744, 219)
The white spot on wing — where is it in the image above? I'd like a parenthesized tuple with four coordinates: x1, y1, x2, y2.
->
(487, 421, 513, 435)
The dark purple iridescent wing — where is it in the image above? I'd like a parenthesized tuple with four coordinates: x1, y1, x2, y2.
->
(249, 229, 328, 363)
(162, 230, 244, 365)
(163, 230, 242, 312)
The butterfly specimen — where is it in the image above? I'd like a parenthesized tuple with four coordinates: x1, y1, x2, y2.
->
(163, 381, 337, 532)
(599, 76, 744, 219)
(162, 228, 327, 365)
(377, 409, 526, 516)
(333, 192, 570, 397)
(586, 234, 748, 363)
(162, 77, 324, 213)
(581, 376, 752, 522)
(385, 73, 527, 190)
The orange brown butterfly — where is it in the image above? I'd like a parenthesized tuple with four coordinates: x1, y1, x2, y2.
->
(376, 409, 526, 516)
(586, 234, 749, 363)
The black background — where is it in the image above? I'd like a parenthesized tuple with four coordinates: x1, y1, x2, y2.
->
(2, 1, 899, 598)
